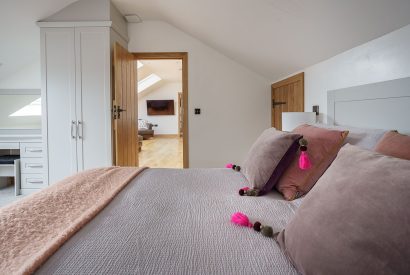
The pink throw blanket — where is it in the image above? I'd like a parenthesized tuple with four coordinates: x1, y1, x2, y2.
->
(0, 166, 146, 275)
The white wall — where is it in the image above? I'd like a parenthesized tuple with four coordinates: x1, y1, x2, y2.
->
(128, 21, 270, 168)
(302, 24, 410, 123)
(139, 82, 181, 135)
(0, 62, 41, 89)
(43, 0, 110, 22)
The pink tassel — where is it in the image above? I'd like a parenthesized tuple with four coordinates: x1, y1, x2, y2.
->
(299, 151, 311, 170)
(231, 212, 253, 228)
(225, 163, 233, 168)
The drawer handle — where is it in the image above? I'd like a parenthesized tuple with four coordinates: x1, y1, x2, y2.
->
(26, 148, 42, 153)
(27, 180, 44, 184)
(27, 164, 43, 168)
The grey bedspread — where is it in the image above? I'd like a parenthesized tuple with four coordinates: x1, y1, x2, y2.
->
(37, 168, 301, 275)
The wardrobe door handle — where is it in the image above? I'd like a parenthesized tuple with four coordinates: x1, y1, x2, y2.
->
(26, 148, 42, 153)
(27, 180, 44, 184)
(71, 120, 77, 139)
(27, 164, 43, 168)
(77, 120, 83, 139)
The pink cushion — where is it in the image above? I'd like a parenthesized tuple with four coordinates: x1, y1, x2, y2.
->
(374, 131, 410, 160)
(276, 145, 410, 274)
(275, 124, 348, 200)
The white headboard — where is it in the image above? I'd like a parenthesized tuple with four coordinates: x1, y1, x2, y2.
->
(327, 77, 410, 134)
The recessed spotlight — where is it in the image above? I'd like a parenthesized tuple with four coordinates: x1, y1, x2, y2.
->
(124, 14, 142, 23)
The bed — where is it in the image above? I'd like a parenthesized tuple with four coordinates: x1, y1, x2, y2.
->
(1, 167, 301, 274)
(1, 76, 410, 275)
(37, 169, 301, 274)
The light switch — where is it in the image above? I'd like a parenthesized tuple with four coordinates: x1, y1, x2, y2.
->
(312, 105, 319, 115)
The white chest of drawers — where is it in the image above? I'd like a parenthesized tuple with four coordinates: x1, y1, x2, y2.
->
(19, 142, 47, 191)
(0, 135, 47, 195)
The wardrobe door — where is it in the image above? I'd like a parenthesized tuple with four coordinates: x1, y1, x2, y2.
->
(41, 28, 77, 184)
(75, 27, 112, 170)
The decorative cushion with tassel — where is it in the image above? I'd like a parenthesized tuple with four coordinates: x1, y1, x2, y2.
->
(275, 124, 349, 200)
(240, 128, 302, 196)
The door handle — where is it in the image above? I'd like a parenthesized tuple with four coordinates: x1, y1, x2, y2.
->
(77, 120, 83, 139)
(27, 180, 44, 184)
(71, 120, 77, 139)
(26, 148, 42, 153)
(117, 106, 126, 119)
(113, 105, 126, 119)
(27, 164, 43, 168)
(117, 107, 127, 118)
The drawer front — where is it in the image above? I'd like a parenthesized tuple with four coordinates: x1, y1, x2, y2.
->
(0, 142, 19, 150)
(20, 143, 43, 158)
(21, 174, 47, 189)
(20, 158, 44, 174)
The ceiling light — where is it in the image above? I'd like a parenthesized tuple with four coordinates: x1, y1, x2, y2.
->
(125, 14, 142, 23)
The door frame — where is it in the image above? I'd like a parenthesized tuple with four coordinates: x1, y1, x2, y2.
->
(133, 52, 189, 168)
(271, 72, 304, 129)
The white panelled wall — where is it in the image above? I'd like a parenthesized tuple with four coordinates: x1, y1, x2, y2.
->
(301, 24, 410, 123)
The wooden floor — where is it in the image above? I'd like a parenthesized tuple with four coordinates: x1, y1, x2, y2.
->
(139, 135, 183, 168)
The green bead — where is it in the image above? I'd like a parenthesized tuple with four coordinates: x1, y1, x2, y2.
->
(299, 138, 308, 146)
(247, 189, 260, 196)
(261, 226, 273, 237)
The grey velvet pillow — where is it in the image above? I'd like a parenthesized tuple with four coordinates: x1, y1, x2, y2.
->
(242, 128, 302, 195)
(277, 144, 410, 275)
(312, 123, 388, 150)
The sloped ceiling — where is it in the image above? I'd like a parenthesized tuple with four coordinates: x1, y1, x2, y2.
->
(1, 0, 410, 83)
(113, 0, 410, 80)
(138, 60, 182, 82)
(137, 59, 182, 97)
(0, 0, 77, 83)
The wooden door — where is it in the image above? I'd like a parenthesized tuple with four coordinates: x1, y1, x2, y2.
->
(271, 72, 304, 130)
(113, 43, 138, 166)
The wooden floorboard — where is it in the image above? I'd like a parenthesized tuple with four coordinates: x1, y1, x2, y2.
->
(139, 136, 183, 168)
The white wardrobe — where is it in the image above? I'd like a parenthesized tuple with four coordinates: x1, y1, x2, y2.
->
(40, 25, 112, 184)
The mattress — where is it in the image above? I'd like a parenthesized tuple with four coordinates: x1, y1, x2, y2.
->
(37, 168, 301, 274)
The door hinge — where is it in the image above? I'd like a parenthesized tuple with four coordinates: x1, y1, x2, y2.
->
(112, 105, 117, 120)
(272, 100, 286, 108)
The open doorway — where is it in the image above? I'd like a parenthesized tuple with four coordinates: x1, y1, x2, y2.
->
(134, 53, 188, 168)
